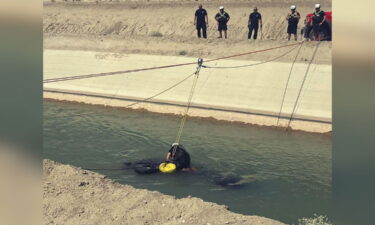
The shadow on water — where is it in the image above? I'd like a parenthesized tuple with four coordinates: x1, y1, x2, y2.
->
(43, 100, 331, 224)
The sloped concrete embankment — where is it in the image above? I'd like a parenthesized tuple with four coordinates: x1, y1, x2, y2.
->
(44, 49, 331, 133)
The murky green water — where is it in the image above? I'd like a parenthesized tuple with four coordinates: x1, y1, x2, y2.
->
(44, 101, 331, 224)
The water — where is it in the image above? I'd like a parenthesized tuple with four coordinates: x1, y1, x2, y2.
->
(44, 101, 331, 224)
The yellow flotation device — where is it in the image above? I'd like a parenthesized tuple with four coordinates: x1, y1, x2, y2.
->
(159, 162, 177, 173)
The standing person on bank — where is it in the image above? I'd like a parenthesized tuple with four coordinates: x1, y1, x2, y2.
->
(194, 4, 208, 39)
(215, 6, 230, 39)
(248, 7, 262, 40)
(286, 5, 301, 41)
(312, 3, 326, 41)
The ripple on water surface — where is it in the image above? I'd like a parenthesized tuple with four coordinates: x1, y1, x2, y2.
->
(44, 101, 331, 224)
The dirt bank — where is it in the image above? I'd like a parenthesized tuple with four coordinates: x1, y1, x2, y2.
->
(43, 0, 331, 64)
(43, 159, 286, 225)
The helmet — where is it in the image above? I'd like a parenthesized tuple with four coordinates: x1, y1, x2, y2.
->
(291, 5, 296, 10)
(219, 6, 224, 10)
(171, 143, 179, 147)
(315, 4, 321, 9)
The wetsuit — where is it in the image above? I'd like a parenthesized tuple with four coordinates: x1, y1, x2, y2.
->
(215, 11, 230, 31)
(195, 8, 208, 38)
(287, 11, 300, 34)
(168, 145, 191, 170)
(248, 12, 262, 39)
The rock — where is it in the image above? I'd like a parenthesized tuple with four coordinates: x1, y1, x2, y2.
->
(79, 181, 89, 186)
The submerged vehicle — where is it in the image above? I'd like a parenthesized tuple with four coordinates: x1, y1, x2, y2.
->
(123, 159, 255, 186)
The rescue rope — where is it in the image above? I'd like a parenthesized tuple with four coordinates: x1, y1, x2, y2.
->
(46, 43, 304, 120)
(43, 42, 302, 83)
(45, 71, 197, 119)
(202, 42, 302, 69)
(276, 41, 305, 127)
(204, 42, 302, 63)
(172, 58, 203, 157)
(124, 72, 197, 109)
(286, 41, 320, 130)
(43, 62, 197, 83)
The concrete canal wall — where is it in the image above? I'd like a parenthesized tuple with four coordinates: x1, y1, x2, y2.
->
(44, 49, 331, 133)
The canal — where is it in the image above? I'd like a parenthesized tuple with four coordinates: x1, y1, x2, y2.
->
(44, 100, 331, 224)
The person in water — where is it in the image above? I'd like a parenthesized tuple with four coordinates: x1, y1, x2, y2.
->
(166, 143, 195, 172)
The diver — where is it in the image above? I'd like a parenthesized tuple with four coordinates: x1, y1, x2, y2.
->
(125, 143, 251, 186)
(165, 143, 195, 172)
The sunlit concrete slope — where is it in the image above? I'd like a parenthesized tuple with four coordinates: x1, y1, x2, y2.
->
(44, 49, 331, 133)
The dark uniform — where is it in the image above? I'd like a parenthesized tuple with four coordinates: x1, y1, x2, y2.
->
(168, 145, 191, 170)
(312, 10, 326, 35)
(215, 11, 230, 31)
(195, 8, 208, 38)
(287, 11, 300, 34)
(248, 12, 262, 39)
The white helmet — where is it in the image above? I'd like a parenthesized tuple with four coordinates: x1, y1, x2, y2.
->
(291, 5, 296, 10)
(171, 143, 179, 147)
(219, 6, 224, 10)
(315, 3, 321, 9)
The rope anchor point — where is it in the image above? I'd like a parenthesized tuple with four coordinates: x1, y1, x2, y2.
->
(197, 58, 203, 67)
(195, 58, 204, 75)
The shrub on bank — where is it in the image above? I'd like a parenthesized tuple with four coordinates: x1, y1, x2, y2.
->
(178, 50, 187, 56)
(297, 215, 331, 225)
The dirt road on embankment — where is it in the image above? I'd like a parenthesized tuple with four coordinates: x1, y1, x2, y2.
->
(43, 0, 331, 64)
(43, 159, 286, 225)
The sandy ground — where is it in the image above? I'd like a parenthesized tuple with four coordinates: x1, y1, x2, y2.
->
(43, 159, 286, 225)
(43, 0, 331, 64)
